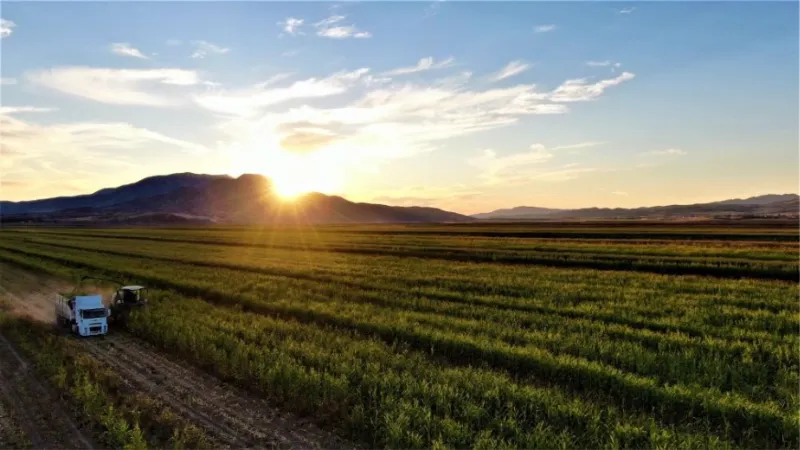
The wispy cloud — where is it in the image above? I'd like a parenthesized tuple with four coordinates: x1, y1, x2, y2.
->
(110, 43, 150, 60)
(194, 68, 370, 116)
(469, 143, 598, 185)
(489, 60, 531, 82)
(549, 72, 635, 102)
(0, 18, 15, 38)
(28, 67, 200, 107)
(383, 57, 454, 76)
(278, 17, 304, 36)
(552, 141, 605, 151)
(642, 148, 687, 156)
(190, 40, 230, 59)
(470, 144, 554, 182)
(197, 64, 632, 185)
(423, 0, 446, 19)
(611, 191, 629, 196)
(314, 15, 371, 39)
(534, 24, 557, 33)
(617, 7, 636, 14)
(586, 60, 612, 67)
(0, 110, 208, 191)
(0, 77, 17, 85)
(0, 106, 57, 114)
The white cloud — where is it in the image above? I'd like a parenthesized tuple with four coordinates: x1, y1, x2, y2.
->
(612, 191, 629, 196)
(489, 60, 531, 82)
(279, 17, 304, 36)
(534, 24, 557, 33)
(383, 57, 455, 76)
(0, 110, 208, 183)
(617, 7, 636, 14)
(0, 18, 15, 38)
(110, 43, 150, 60)
(200, 63, 632, 185)
(424, 0, 445, 19)
(0, 106, 57, 114)
(468, 143, 598, 185)
(314, 15, 371, 39)
(552, 141, 605, 151)
(586, 60, 612, 67)
(642, 148, 687, 157)
(190, 40, 230, 59)
(194, 68, 370, 116)
(0, 77, 17, 85)
(470, 144, 553, 182)
(549, 72, 635, 102)
(28, 67, 200, 107)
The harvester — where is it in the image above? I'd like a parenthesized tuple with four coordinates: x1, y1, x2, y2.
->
(55, 275, 148, 336)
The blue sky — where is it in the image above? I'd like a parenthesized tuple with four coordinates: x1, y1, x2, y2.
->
(1, 1, 797, 213)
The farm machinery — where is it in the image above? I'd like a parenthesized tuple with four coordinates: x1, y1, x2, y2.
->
(55, 275, 148, 336)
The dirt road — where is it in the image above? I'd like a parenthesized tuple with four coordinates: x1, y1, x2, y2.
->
(0, 262, 352, 449)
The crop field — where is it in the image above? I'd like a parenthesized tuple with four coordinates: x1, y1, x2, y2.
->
(0, 223, 797, 449)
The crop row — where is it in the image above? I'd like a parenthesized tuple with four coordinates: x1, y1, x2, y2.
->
(5, 234, 797, 321)
(0, 252, 784, 448)
(7, 223, 798, 241)
(7, 230, 796, 280)
(0, 312, 211, 449)
(0, 243, 796, 444)
(2, 239, 796, 352)
(8, 228, 798, 260)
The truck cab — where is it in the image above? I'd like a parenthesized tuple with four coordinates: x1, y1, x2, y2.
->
(55, 294, 109, 336)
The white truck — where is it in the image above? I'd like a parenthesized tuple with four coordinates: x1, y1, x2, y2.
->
(55, 293, 110, 337)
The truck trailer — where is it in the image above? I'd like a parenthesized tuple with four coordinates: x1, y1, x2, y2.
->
(55, 293, 109, 336)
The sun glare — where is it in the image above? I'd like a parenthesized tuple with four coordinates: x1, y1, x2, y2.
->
(227, 138, 345, 200)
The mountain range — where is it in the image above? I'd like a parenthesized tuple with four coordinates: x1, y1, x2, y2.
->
(1, 173, 797, 224)
(472, 194, 799, 220)
(0, 173, 471, 224)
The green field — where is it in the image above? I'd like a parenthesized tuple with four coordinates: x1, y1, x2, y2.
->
(0, 224, 797, 449)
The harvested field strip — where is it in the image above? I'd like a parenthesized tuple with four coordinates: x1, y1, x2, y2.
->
(10, 234, 798, 315)
(7, 225, 798, 241)
(7, 231, 797, 280)
(0, 248, 796, 446)
(8, 228, 799, 260)
(0, 315, 213, 449)
(1, 261, 745, 449)
(2, 240, 797, 343)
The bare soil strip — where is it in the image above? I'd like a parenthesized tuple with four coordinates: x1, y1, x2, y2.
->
(0, 333, 95, 449)
(0, 262, 352, 449)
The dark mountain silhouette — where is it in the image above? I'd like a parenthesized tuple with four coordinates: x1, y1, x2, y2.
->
(473, 194, 799, 220)
(0, 173, 472, 224)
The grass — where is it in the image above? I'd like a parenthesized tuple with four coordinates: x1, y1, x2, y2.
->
(0, 223, 796, 449)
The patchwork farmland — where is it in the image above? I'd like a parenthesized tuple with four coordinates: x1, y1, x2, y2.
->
(0, 223, 797, 449)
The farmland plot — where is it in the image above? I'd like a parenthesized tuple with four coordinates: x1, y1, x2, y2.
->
(0, 224, 797, 449)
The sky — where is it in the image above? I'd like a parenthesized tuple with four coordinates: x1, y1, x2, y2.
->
(1, 1, 797, 214)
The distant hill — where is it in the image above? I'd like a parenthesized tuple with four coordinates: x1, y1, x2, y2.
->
(472, 206, 563, 220)
(473, 194, 799, 220)
(1, 173, 472, 225)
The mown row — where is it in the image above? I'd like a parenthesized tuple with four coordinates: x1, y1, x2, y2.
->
(0, 235, 796, 448)
(0, 253, 784, 450)
(0, 309, 212, 449)
(4, 229, 798, 281)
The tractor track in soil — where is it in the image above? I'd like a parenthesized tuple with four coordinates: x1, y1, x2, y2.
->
(0, 332, 95, 449)
(82, 334, 348, 449)
(0, 262, 353, 449)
